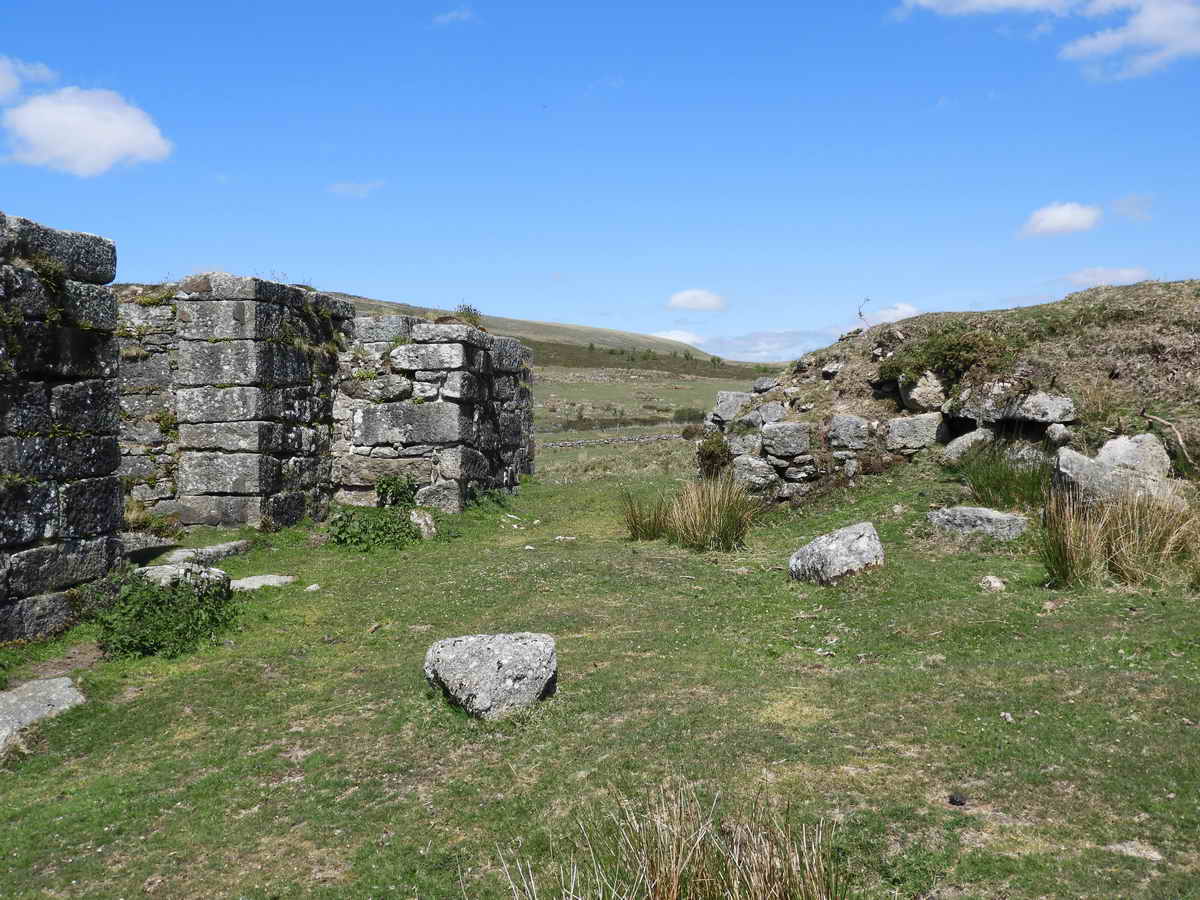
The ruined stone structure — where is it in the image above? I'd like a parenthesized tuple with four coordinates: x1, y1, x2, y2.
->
(117, 280, 534, 523)
(1, 214, 124, 639)
(2, 211, 535, 640)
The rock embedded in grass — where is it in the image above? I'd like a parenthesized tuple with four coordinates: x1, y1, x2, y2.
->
(788, 522, 884, 585)
(1, 677, 86, 754)
(230, 574, 297, 591)
(927, 506, 1029, 541)
(423, 632, 557, 720)
(941, 428, 994, 465)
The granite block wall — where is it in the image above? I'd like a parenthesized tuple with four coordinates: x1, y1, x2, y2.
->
(0, 212, 124, 640)
(334, 321, 535, 511)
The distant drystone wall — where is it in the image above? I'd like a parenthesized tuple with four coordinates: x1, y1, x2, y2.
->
(1, 213, 124, 640)
(2, 210, 535, 641)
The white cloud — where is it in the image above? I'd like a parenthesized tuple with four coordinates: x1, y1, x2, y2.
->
(3, 87, 171, 177)
(667, 289, 726, 311)
(1114, 192, 1153, 221)
(652, 329, 706, 345)
(900, 0, 1200, 77)
(703, 329, 839, 362)
(1020, 201, 1103, 235)
(863, 301, 920, 325)
(433, 7, 478, 25)
(328, 180, 385, 198)
(0, 56, 56, 102)
(1066, 265, 1150, 285)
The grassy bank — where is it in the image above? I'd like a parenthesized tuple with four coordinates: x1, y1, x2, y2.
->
(2, 448, 1198, 897)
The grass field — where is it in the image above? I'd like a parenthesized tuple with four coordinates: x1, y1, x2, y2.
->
(3, 440, 1198, 898)
(534, 365, 750, 432)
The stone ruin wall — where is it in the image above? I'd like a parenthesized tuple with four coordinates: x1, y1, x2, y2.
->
(2, 210, 535, 640)
(1, 213, 124, 640)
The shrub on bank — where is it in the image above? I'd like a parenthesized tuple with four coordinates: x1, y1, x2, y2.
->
(94, 570, 238, 659)
(696, 432, 734, 479)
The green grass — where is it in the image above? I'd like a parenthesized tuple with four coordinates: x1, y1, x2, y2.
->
(2, 451, 1199, 898)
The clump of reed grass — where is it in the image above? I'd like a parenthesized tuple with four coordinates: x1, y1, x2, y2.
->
(1039, 488, 1199, 588)
(620, 473, 764, 552)
(499, 780, 850, 900)
(951, 441, 1051, 511)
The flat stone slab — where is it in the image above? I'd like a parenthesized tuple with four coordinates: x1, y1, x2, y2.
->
(424, 632, 557, 720)
(1, 677, 86, 753)
(789, 521, 884, 585)
(165, 540, 253, 565)
(928, 506, 1029, 541)
(230, 574, 297, 591)
(119, 531, 179, 564)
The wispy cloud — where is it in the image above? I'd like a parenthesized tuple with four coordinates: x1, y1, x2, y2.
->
(652, 329, 706, 345)
(433, 7, 478, 25)
(667, 289, 726, 311)
(0, 56, 56, 102)
(1065, 265, 1150, 286)
(899, 0, 1200, 77)
(863, 301, 921, 325)
(3, 87, 171, 177)
(1020, 201, 1103, 236)
(328, 180, 385, 198)
(1114, 192, 1153, 221)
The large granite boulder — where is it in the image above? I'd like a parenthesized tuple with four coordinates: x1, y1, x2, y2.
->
(710, 391, 752, 425)
(928, 506, 1029, 540)
(789, 522, 884, 585)
(947, 383, 1075, 425)
(940, 428, 994, 465)
(1095, 434, 1171, 479)
(761, 422, 811, 458)
(885, 413, 946, 452)
(828, 415, 870, 450)
(423, 633, 557, 720)
(898, 370, 946, 413)
(731, 455, 781, 495)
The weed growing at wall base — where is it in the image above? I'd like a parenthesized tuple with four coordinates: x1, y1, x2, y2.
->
(326, 506, 420, 551)
(93, 571, 238, 659)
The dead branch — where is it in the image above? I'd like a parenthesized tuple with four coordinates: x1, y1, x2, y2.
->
(1139, 408, 1196, 467)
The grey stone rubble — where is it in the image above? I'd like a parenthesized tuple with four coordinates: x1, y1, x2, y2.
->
(1, 677, 87, 754)
(423, 632, 557, 719)
(231, 574, 296, 591)
(928, 506, 1030, 541)
(409, 509, 437, 540)
(980, 575, 1006, 593)
(789, 522, 884, 585)
(134, 562, 232, 596)
(1, 211, 124, 641)
(703, 370, 1077, 503)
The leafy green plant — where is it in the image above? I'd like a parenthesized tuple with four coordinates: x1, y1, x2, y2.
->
(326, 506, 420, 552)
(376, 474, 419, 509)
(696, 432, 734, 479)
(950, 441, 1050, 510)
(95, 571, 238, 659)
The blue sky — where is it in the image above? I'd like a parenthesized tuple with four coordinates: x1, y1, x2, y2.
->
(3, 1, 1197, 360)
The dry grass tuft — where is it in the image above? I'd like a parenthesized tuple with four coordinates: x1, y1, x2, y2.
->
(1039, 488, 1200, 588)
(499, 780, 849, 900)
(621, 474, 765, 552)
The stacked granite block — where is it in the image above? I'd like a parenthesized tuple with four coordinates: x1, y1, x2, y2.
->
(168, 273, 354, 527)
(334, 322, 534, 511)
(115, 284, 180, 511)
(0, 212, 124, 640)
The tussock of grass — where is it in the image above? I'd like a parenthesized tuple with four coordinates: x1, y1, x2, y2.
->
(1040, 488, 1199, 587)
(622, 474, 764, 552)
(951, 442, 1050, 511)
(501, 780, 849, 900)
